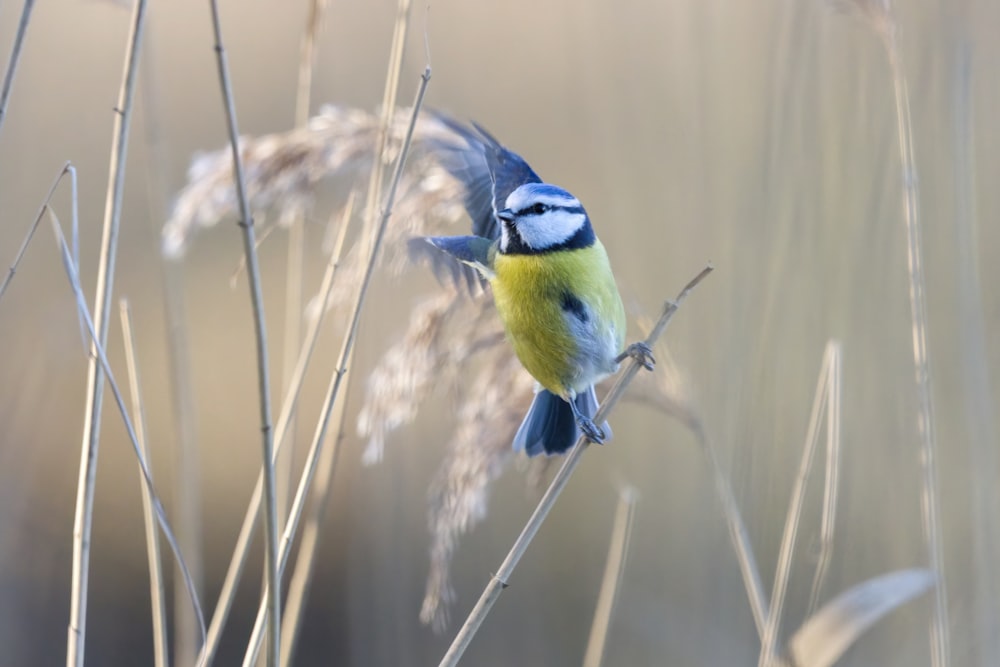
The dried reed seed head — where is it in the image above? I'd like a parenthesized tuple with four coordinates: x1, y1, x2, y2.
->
(162, 105, 472, 258)
(357, 291, 502, 465)
(420, 356, 534, 631)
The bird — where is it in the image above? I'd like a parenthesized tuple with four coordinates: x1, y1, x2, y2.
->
(415, 116, 654, 456)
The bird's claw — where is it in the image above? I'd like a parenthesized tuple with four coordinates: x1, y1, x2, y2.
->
(617, 341, 656, 371)
(577, 417, 606, 444)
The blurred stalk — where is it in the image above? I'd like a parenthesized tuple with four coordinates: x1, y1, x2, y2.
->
(582, 487, 638, 667)
(360, 0, 412, 255)
(119, 300, 169, 667)
(695, 422, 769, 641)
(138, 13, 203, 665)
(51, 209, 205, 655)
(66, 2, 148, 665)
(440, 266, 712, 667)
(279, 368, 350, 667)
(758, 341, 841, 667)
(278, 199, 354, 667)
(241, 66, 431, 667)
(1, 163, 76, 304)
(0, 0, 36, 139)
(207, 2, 281, 664)
(807, 344, 842, 615)
(952, 41, 1000, 666)
(879, 14, 950, 667)
(195, 197, 354, 667)
(277, 0, 328, 535)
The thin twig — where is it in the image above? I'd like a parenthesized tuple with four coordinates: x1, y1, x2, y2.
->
(807, 344, 842, 614)
(758, 342, 840, 667)
(952, 41, 1000, 664)
(277, 0, 329, 532)
(67, 2, 148, 664)
(880, 19, 950, 667)
(278, 379, 349, 667)
(49, 210, 205, 651)
(582, 486, 638, 667)
(242, 67, 432, 667)
(0, 0, 36, 139)
(0, 162, 75, 304)
(195, 197, 355, 667)
(695, 422, 770, 641)
(206, 3, 280, 665)
(360, 0, 412, 257)
(439, 264, 713, 667)
(137, 16, 204, 664)
(119, 299, 169, 667)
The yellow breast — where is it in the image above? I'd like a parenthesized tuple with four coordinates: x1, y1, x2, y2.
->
(490, 241, 625, 396)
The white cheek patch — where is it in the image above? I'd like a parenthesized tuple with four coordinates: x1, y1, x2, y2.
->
(516, 210, 584, 250)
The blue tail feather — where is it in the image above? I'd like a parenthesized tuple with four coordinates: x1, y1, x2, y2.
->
(512, 386, 610, 457)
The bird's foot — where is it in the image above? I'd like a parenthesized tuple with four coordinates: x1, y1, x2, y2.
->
(577, 416, 606, 444)
(616, 341, 656, 371)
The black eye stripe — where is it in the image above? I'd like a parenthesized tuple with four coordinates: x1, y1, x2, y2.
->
(516, 204, 585, 217)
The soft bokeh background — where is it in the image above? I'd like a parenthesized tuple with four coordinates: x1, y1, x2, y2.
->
(1, 0, 998, 665)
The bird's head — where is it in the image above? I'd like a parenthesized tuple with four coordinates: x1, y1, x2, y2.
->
(497, 183, 595, 254)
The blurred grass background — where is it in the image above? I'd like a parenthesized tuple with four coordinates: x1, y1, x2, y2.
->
(1, 0, 998, 665)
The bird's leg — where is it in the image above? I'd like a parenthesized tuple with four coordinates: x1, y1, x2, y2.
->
(568, 395, 606, 444)
(615, 341, 656, 371)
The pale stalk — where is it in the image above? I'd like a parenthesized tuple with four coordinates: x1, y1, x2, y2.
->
(277, 0, 328, 530)
(67, 2, 148, 664)
(758, 342, 839, 667)
(278, 381, 350, 667)
(807, 345, 842, 614)
(242, 67, 432, 667)
(195, 198, 354, 667)
(50, 211, 204, 650)
(0, 163, 76, 303)
(207, 3, 281, 664)
(439, 265, 713, 667)
(0, 0, 36, 138)
(119, 300, 169, 667)
(582, 487, 638, 667)
(881, 22, 949, 667)
(360, 0, 411, 257)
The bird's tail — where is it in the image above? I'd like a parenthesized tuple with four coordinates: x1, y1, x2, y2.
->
(512, 386, 611, 457)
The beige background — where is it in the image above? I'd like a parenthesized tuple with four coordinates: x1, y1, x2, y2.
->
(0, 0, 998, 665)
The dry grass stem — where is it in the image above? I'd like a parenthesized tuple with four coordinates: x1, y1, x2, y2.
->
(807, 346, 842, 614)
(207, 2, 283, 663)
(49, 210, 205, 651)
(438, 265, 713, 666)
(119, 299, 169, 667)
(195, 197, 355, 667)
(630, 330, 770, 643)
(1, 163, 77, 304)
(952, 43, 1000, 662)
(136, 24, 205, 663)
(0, 0, 36, 138)
(67, 2, 148, 663)
(278, 372, 350, 667)
(582, 486, 638, 667)
(759, 341, 842, 667)
(878, 9, 949, 665)
(277, 0, 329, 533)
(241, 67, 432, 667)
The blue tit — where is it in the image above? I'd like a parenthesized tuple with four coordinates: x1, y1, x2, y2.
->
(416, 117, 653, 456)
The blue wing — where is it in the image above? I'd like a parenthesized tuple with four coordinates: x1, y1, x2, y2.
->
(428, 112, 543, 242)
(408, 235, 495, 292)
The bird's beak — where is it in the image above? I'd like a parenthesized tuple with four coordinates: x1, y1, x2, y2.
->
(497, 208, 515, 223)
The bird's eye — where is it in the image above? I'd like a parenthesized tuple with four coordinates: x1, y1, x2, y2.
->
(530, 203, 547, 215)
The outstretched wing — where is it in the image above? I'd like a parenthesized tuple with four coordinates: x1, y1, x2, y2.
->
(407, 235, 496, 293)
(429, 113, 543, 242)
